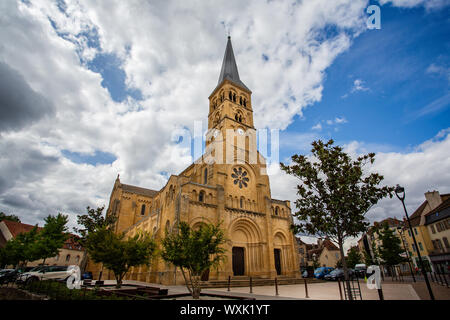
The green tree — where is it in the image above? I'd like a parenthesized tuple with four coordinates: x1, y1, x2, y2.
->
(85, 228, 156, 288)
(0, 226, 39, 268)
(0, 212, 21, 223)
(161, 222, 227, 299)
(377, 223, 406, 274)
(73, 206, 117, 245)
(346, 247, 362, 269)
(73, 206, 117, 273)
(34, 214, 69, 265)
(280, 139, 393, 298)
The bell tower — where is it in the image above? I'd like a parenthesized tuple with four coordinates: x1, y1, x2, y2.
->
(208, 37, 254, 133)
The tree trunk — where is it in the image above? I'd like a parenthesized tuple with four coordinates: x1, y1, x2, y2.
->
(180, 267, 193, 294)
(115, 273, 124, 288)
(338, 238, 353, 301)
(189, 272, 201, 300)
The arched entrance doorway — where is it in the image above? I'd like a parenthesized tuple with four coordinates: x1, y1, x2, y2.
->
(229, 218, 263, 276)
(232, 247, 245, 276)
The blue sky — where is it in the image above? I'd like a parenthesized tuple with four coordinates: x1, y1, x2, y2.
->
(75, 2, 450, 164)
(1, 0, 449, 233)
(280, 3, 450, 160)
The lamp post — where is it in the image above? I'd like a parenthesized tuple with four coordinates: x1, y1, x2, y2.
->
(396, 226, 415, 282)
(395, 185, 434, 300)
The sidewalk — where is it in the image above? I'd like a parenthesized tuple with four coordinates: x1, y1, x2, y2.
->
(99, 279, 450, 300)
(212, 281, 421, 300)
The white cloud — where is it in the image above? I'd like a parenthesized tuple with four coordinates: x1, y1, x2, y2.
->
(0, 0, 371, 227)
(269, 129, 450, 248)
(334, 117, 347, 124)
(312, 123, 322, 131)
(352, 79, 369, 92)
(426, 63, 450, 82)
(1, 0, 447, 242)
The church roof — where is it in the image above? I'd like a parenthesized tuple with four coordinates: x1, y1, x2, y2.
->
(216, 37, 250, 92)
(121, 183, 158, 197)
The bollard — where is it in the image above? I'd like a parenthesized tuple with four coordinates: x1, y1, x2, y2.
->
(275, 277, 279, 296)
(304, 278, 309, 298)
(250, 277, 253, 293)
(378, 288, 384, 300)
(227, 275, 231, 292)
(337, 278, 343, 300)
(437, 270, 443, 286)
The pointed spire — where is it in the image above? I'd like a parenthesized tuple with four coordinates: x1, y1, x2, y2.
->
(217, 37, 250, 92)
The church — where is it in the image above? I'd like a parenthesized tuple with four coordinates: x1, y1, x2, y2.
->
(89, 37, 300, 284)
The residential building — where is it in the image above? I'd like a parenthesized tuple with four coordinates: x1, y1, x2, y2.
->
(0, 219, 85, 268)
(424, 197, 450, 274)
(296, 238, 341, 269)
(401, 191, 450, 273)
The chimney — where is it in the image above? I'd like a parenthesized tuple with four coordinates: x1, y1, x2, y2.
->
(424, 190, 442, 211)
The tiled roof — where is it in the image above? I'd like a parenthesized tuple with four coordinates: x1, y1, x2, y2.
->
(323, 239, 339, 251)
(1, 220, 84, 250)
(121, 183, 158, 197)
(1, 220, 41, 237)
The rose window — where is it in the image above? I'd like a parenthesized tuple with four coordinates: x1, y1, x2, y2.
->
(231, 167, 249, 188)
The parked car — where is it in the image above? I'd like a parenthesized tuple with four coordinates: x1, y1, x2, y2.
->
(17, 265, 70, 284)
(0, 269, 19, 284)
(354, 264, 367, 277)
(82, 271, 93, 280)
(314, 267, 334, 279)
(324, 269, 344, 281)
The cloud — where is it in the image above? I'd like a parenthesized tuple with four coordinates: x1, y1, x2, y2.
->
(426, 63, 450, 82)
(1, 0, 447, 242)
(351, 79, 369, 93)
(0, 62, 55, 132)
(269, 129, 450, 247)
(409, 92, 450, 120)
(334, 117, 347, 124)
(311, 123, 322, 131)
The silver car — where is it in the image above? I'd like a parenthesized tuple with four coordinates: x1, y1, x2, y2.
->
(18, 266, 69, 283)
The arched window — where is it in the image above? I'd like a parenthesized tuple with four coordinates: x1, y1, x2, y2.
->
(66, 254, 71, 262)
(229, 91, 232, 100)
(141, 204, 146, 215)
(233, 93, 236, 102)
(75, 255, 80, 263)
(243, 99, 247, 107)
(165, 220, 171, 233)
(275, 207, 279, 216)
(240, 197, 244, 208)
(199, 191, 205, 202)
(239, 97, 243, 105)
(204, 167, 208, 184)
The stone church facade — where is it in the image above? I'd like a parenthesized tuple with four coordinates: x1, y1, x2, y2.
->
(88, 37, 300, 284)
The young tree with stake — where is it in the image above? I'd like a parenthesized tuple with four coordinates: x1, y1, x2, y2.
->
(281, 139, 393, 299)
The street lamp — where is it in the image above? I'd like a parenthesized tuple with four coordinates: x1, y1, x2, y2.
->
(395, 184, 434, 300)
(396, 226, 415, 282)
